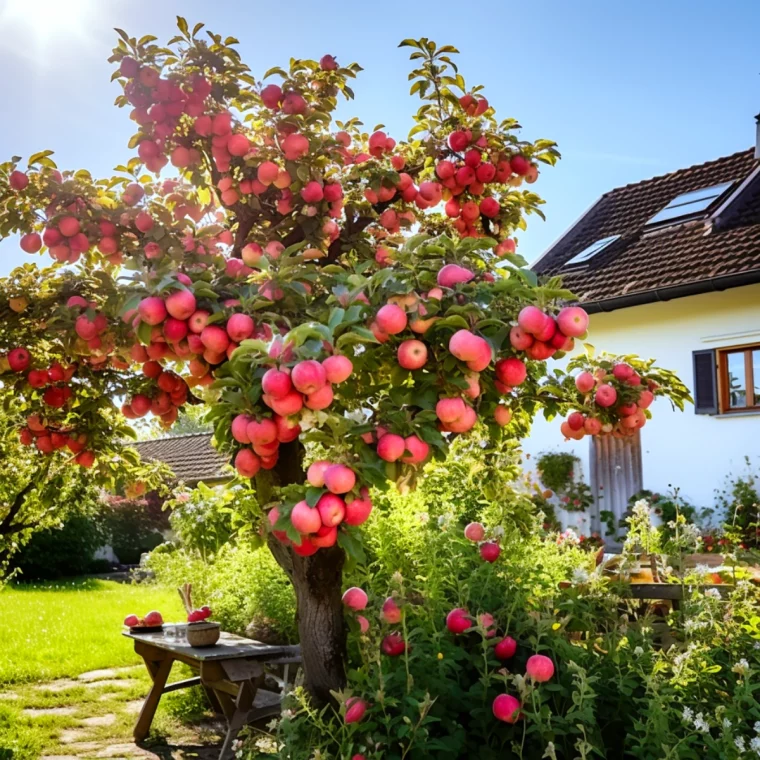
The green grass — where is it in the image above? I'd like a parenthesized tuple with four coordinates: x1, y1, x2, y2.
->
(0, 578, 217, 760)
(0, 578, 187, 684)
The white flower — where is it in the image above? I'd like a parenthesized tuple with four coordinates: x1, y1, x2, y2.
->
(732, 658, 750, 675)
(632, 499, 651, 517)
(417, 512, 430, 523)
(682, 524, 701, 544)
(694, 564, 713, 576)
(542, 742, 557, 760)
(693, 712, 709, 733)
(633, 646, 644, 657)
(750, 736, 760, 753)
(705, 588, 721, 599)
(682, 707, 694, 722)
(735, 736, 747, 752)
(754, 721, 760, 734)
(492, 525, 505, 538)
(722, 717, 732, 729)
(572, 567, 590, 584)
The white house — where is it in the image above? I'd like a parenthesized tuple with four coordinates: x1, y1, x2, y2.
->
(524, 119, 760, 532)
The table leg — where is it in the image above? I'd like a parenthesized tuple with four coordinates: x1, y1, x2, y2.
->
(219, 680, 257, 760)
(203, 684, 224, 715)
(134, 655, 174, 742)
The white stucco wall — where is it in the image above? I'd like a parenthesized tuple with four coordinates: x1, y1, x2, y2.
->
(522, 283, 760, 512)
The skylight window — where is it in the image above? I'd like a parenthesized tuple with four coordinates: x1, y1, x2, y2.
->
(565, 235, 621, 266)
(646, 181, 736, 226)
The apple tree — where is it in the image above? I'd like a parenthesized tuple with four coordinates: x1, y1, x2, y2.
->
(0, 20, 689, 703)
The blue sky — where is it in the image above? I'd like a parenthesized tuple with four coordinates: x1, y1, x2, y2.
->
(1, 0, 758, 276)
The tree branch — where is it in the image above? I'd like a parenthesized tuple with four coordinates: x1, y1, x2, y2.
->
(0, 459, 51, 537)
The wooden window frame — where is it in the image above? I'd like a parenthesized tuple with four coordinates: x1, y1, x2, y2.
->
(717, 343, 760, 413)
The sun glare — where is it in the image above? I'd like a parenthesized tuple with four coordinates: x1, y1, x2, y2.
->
(0, 0, 100, 62)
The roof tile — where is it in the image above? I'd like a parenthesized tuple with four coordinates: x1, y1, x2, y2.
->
(535, 148, 760, 304)
(132, 433, 229, 485)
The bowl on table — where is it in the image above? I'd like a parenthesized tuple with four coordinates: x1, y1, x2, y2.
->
(128, 624, 164, 633)
(186, 621, 221, 647)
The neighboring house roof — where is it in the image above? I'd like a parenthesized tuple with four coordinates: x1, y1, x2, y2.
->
(533, 147, 760, 311)
(132, 433, 230, 486)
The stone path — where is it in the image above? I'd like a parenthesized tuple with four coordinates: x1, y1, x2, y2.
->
(22, 707, 77, 717)
(78, 667, 140, 682)
(83, 678, 140, 690)
(5, 664, 231, 759)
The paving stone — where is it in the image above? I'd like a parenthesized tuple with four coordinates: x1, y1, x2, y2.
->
(95, 743, 155, 757)
(59, 729, 91, 744)
(42, 755, 82, 759)
(35, 680, 80, 692)
(0, 691, 18, 700)
(83, 679, 139, 690)
(78, 667, 139, 682)
(80, 713, 117, 727)
(124, 700, 144, 714)
(22, 707, 77, 717)
(66, 742, 103, 752)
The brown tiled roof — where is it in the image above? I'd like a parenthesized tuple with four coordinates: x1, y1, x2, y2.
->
(534, 148, 760, 307)
(132, 433, 230, 485)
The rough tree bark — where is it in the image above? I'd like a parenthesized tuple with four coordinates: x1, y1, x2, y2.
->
(259, 440, 347, 705)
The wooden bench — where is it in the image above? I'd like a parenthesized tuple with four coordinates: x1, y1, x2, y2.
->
(124, 629, 300, 759)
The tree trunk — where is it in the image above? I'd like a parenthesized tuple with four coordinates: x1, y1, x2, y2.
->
(260, 441, 347, 706)
(291, 545, 346, 704)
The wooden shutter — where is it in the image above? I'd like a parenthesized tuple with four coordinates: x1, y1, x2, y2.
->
(693, 349, 718, 414)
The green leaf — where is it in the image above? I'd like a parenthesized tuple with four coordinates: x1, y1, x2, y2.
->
(136, 321, 152, 346)
(176, 16, 189, 37)
(336, 327, 379, 350)
(328, 307, 345, 332)
(27, 150, 55, 167)
(305, 487, 324, 508)
(263, 66, 288, 80)
(338, 530, 367, 564)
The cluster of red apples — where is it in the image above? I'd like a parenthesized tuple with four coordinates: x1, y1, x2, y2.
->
(267, 460, 372, 557)
(5, 347, 94, 466)
(562, 361, 656, 440)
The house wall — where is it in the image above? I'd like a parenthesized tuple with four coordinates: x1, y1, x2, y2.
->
(522, 283, 760, 515)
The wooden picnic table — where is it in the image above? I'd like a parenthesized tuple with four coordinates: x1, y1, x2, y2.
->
(124, 628, 300, 759)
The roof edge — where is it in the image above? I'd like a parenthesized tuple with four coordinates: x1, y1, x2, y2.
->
(583, 268, 760, 314)
(530, 195, 605, 272)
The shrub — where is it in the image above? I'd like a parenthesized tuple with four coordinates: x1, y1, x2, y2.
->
(11, 515, 106, 579)
(145, 542, 297, 642)
(535, 451, 577, 493)
(249, 508, 760, 760)
(102, 495, 166, 565)
(164, 482, 256, 556)
(717, 462, 760, 549)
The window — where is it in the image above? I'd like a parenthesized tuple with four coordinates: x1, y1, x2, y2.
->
(565, 235, 621, 266)
(646, 181, 736, 226)
(718, 344, 760, 413)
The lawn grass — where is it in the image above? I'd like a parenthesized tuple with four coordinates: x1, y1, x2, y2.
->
(0, 577, 219, 759)
(0, 577, 187, 685)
